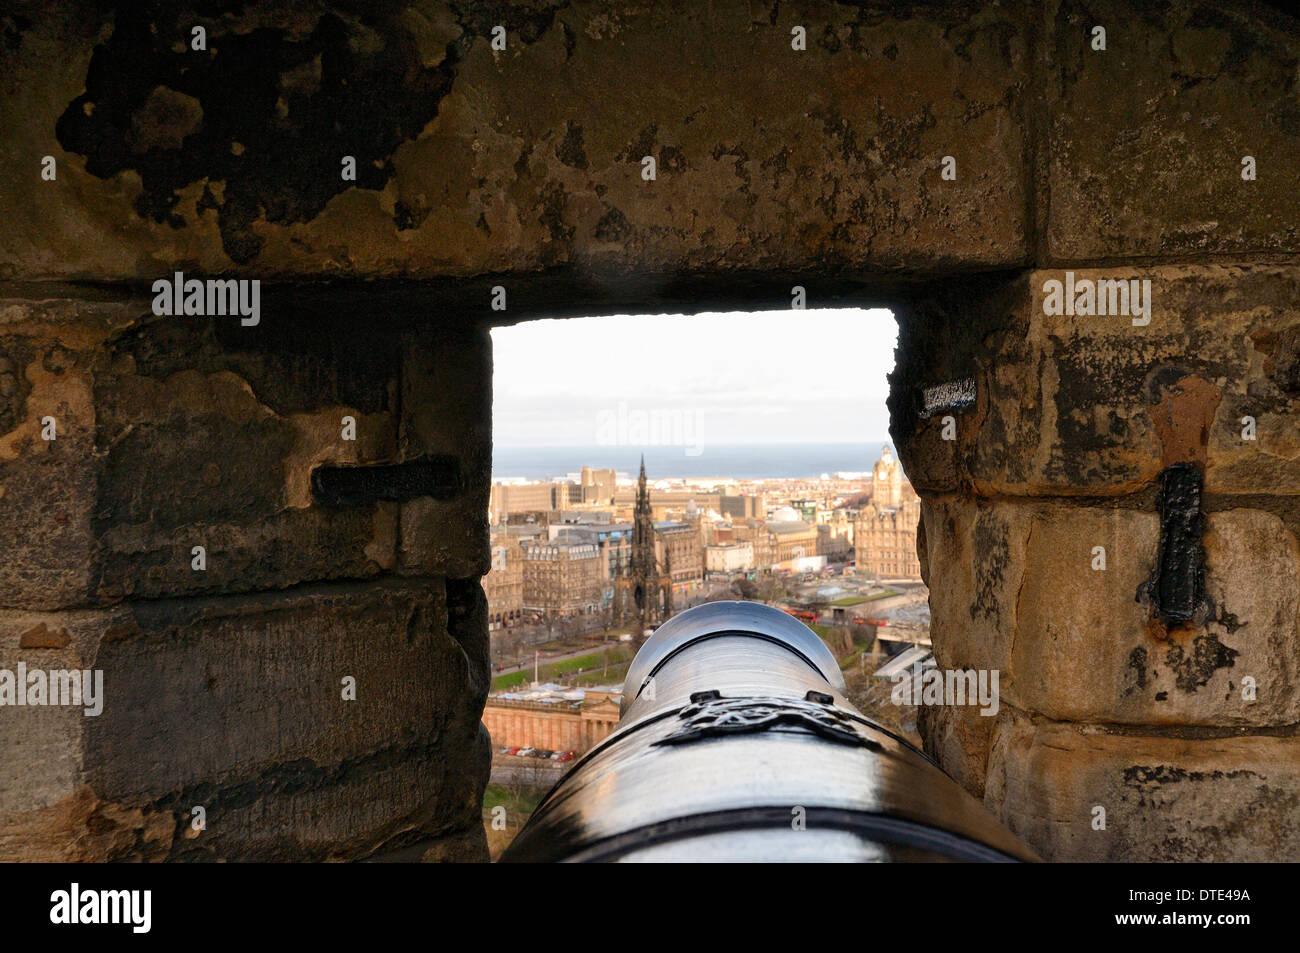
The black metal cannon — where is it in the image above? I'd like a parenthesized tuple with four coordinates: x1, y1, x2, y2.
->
(499, 601, 1036, 862)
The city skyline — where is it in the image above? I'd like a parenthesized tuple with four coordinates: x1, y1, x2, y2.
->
(483, 443, 925, 634)
(491, 440, 896, 482)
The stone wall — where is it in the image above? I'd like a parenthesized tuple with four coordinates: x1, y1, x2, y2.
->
(904, 266, 1300, 860)
(1, 0, 1299, 860)
(0, 292, 492, 860)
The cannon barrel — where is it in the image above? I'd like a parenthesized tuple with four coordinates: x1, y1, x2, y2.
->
(499, 601, 1036, 862)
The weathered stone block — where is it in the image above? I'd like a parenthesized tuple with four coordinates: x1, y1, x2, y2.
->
(1044, 0, 1300, 261)
(1013, 504, 1300, 725)
(1, 0, 1029, 280)
(919, 702, 994, 800)
(0, 300, 108, 609)
(921, 497, 1029, 678)
(398, 326, 491, 578)
(1010, 504, 1161, 721)
(166, 739, 491, 862)
(963, 266, 1300, 497)
(0, 297, 410, 607)
(926, 498, 1300, 726)
(984, 708, 1300, 861)
(0, 579, 490, 860)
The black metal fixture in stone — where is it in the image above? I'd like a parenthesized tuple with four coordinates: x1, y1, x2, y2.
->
(310, 454, 462, 508)
(1138, 462, 1207, 626)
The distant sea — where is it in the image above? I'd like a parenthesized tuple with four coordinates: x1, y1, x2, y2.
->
(491, 442, 892, 481)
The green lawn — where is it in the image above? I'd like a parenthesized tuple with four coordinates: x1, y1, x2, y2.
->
(569, 659, 632, 687)
(492, 645, 635, 692)
(839, 646, 867, 670)
(482, 783, 545, 815)
(828, 589, 901, 608)
(492, 670, 531, 691)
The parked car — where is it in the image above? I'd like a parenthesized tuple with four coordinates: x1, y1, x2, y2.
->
(556, 751, 575, 762)
(534, 749, 553, 759)
(517, 747, 535, 757)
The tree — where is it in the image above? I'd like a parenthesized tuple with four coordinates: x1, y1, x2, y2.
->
(757, 572, 785, 604)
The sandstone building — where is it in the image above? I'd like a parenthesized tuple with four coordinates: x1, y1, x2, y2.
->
(854, 447, 924, 580)
(578, 467, 617, 505)
(767, 507, 822, 565)
(482, 690, 622, 754)
(732, 520, 775, 572)
(655, 521, 706, 598)
(485, 532, 525, 630)
(489, 481, 568, 523)
(520, 539, 603, 617)
(547, 518, 633, 611)
(817, 510, 854, 559)
(706, 541, 754, 575)
(872, 445, 906, 507)
(855, 500, 924, 580)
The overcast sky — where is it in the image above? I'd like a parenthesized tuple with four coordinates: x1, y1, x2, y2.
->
(490, 308, 898, 447)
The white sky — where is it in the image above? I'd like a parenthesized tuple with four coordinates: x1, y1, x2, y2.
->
(490, 308, 898, 446)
